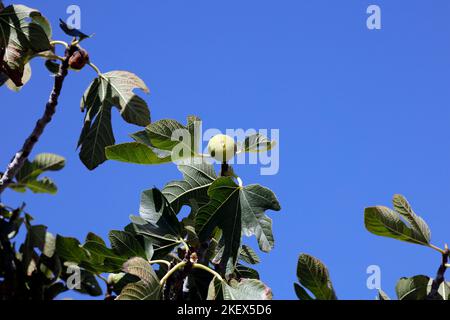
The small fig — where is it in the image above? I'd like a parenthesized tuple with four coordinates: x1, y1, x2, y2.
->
(69, 47, 89, 70)
(208, 134, 237, 163)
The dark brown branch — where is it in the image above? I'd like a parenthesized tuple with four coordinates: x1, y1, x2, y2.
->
(427, 247, 449, 299)
(0, 46, 76, 195)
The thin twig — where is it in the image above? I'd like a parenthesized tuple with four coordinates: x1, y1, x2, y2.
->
(50, 40, 69, 49)
(88, 62, 102, 75)
(0, 46, 76, 196)
(159, 261, 187, 286)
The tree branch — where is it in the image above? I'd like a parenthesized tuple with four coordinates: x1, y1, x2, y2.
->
(0, 46, 76, 196)
(427, 246, 449, 299)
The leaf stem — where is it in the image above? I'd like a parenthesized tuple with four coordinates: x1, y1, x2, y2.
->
(159, 261, 186, 286)
(88, 62, 102, 75)
(192, 263, 225, 283)
(149, 260, 171, 268)
(429, 244, 446, 255)
(50, 40, 69, 49)
(37, 53, 65, 62)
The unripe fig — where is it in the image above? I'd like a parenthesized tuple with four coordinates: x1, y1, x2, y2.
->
(69, 47, 89, 70)
(207, 134, 237, 163)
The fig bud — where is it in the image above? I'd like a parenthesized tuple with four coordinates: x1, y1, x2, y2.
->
(69, 47, 89, 70)
(208, 134, 237, 163)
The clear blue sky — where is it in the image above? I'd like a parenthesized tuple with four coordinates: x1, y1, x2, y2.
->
(2, 0, 450, 300)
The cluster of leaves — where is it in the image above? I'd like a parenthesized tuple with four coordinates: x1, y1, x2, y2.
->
(294, 194, 450, 301)
(0, 2, 151, 171)
(5, 1, 449, 302)
(0, 2, 282, 301)
(8, 153, 65, 195)
(0, 3, 52, 90)
(0, 203, 101, 300)
(364, 194, 450, 300)
(105, 117, 200, 166)
(56, 157, 280, 300)
(105, 116, 275, 167)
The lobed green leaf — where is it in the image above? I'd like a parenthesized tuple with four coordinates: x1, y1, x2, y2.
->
(78, 71, 150, 170)
(365, 195, 431, 247)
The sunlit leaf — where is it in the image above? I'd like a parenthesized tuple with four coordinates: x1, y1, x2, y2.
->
(0, 5, 51, 87)
(25, 177, 57, 194)
(294, 283, 313, 300)
(207, 277, 223, 300)
(295, 254, 337, 300)
(78, 71, 150, 170)
(239, 245, 260, 265)
(139, 188, 182, 236)
(105, 142, 172, 165)
(109, 230, 146, 259)
(9, 153, 65, 195)
(222, 279, 272, 300)
(396, 275, 431, 300)
(365, 195, 431, 246)
(240, 184, 280, 252)
(117, 258, 161, 301)
(56, 236, 88, 264)
(117, 280, 162, 300)
(235, 264, 260, 280)
(15, 153, 65, 181)
(131, 189, 183, 258)
(392, 194, 431, 244)
(196, 178, 280, 275)
(123, 257, 159, 284)
(196, 178, 242, 276)
(439, 282, 450, 300)
(162, 160, 217, 214)
(144, 119, 186, 151)
(242, 133, 275, 153)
